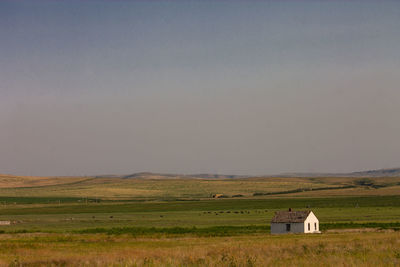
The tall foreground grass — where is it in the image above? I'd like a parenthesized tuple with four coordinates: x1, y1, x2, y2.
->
(1, 231, 400, 266)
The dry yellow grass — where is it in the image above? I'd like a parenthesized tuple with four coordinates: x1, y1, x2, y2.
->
(0, 174, 87, 188)
(0, 232, 399, 266)
(0, 174, 400, 199)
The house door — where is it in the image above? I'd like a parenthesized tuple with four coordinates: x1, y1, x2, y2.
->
(286, 224, 291, 231)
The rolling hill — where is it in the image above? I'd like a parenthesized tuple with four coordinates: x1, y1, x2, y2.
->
(279, 168, 400, 178)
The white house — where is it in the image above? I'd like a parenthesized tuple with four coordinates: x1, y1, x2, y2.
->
(271, 209, 320, 234)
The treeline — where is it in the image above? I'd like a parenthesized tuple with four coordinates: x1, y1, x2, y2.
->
(74, 222, 400, 237)
(75, 225, 269, 237)
(253, 185, 356, 196)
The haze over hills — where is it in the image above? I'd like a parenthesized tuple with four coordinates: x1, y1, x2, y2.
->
(277, 168, 400, 178)
(347, 168, 400, 177)
(110, 168, 400, 179)
(122, 172, 245, 179)
(2, 168, 400, 181)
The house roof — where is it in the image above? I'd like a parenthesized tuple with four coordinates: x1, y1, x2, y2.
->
(271, 210, 311, 223)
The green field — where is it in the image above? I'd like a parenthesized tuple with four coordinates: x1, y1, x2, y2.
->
(0, 195, 399, 233)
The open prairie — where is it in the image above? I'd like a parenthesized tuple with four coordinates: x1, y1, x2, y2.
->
(0, 174, 399, 199)
(0, 175, 399, 231)
(0, 174, 399, 266)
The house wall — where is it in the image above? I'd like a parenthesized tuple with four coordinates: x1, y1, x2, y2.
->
(304, 211, 319, 233)
(271, 222, 304, 234)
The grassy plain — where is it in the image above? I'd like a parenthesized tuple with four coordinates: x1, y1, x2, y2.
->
(0, 196, 399, 232)
(1, 232, 400, 266)
(0, 174, 399, 199)
(0, 174, 399, 265)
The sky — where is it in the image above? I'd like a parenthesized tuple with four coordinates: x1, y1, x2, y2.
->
(1, 0, 400, 176)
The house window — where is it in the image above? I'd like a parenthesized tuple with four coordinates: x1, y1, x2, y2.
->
(308, 223, 310, 231)
(286, 224, 291, 231)
(314, 223, 317, 230)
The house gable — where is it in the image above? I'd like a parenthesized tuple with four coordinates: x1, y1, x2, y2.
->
(304, 211, 319, 233)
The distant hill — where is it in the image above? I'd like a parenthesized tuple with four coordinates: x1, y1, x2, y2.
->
(2, 167, 400, 182)
(279, 168, 400, 178)
(123, 172, 180, 179)
(349, 168, 400, 177)
(98, 168, 400, 179)
(122, 172, 246, 179)
(118, 168, 400, 179)
(189, 174, 244, 179)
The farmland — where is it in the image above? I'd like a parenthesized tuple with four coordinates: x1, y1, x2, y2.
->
(0, 174, 399, 265)
(0, 174, 399, 200)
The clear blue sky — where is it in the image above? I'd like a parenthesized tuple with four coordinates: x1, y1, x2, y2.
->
(1, 1, 400, 176)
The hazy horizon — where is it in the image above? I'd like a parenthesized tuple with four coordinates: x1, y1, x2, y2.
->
(1, 1, 400, 176)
